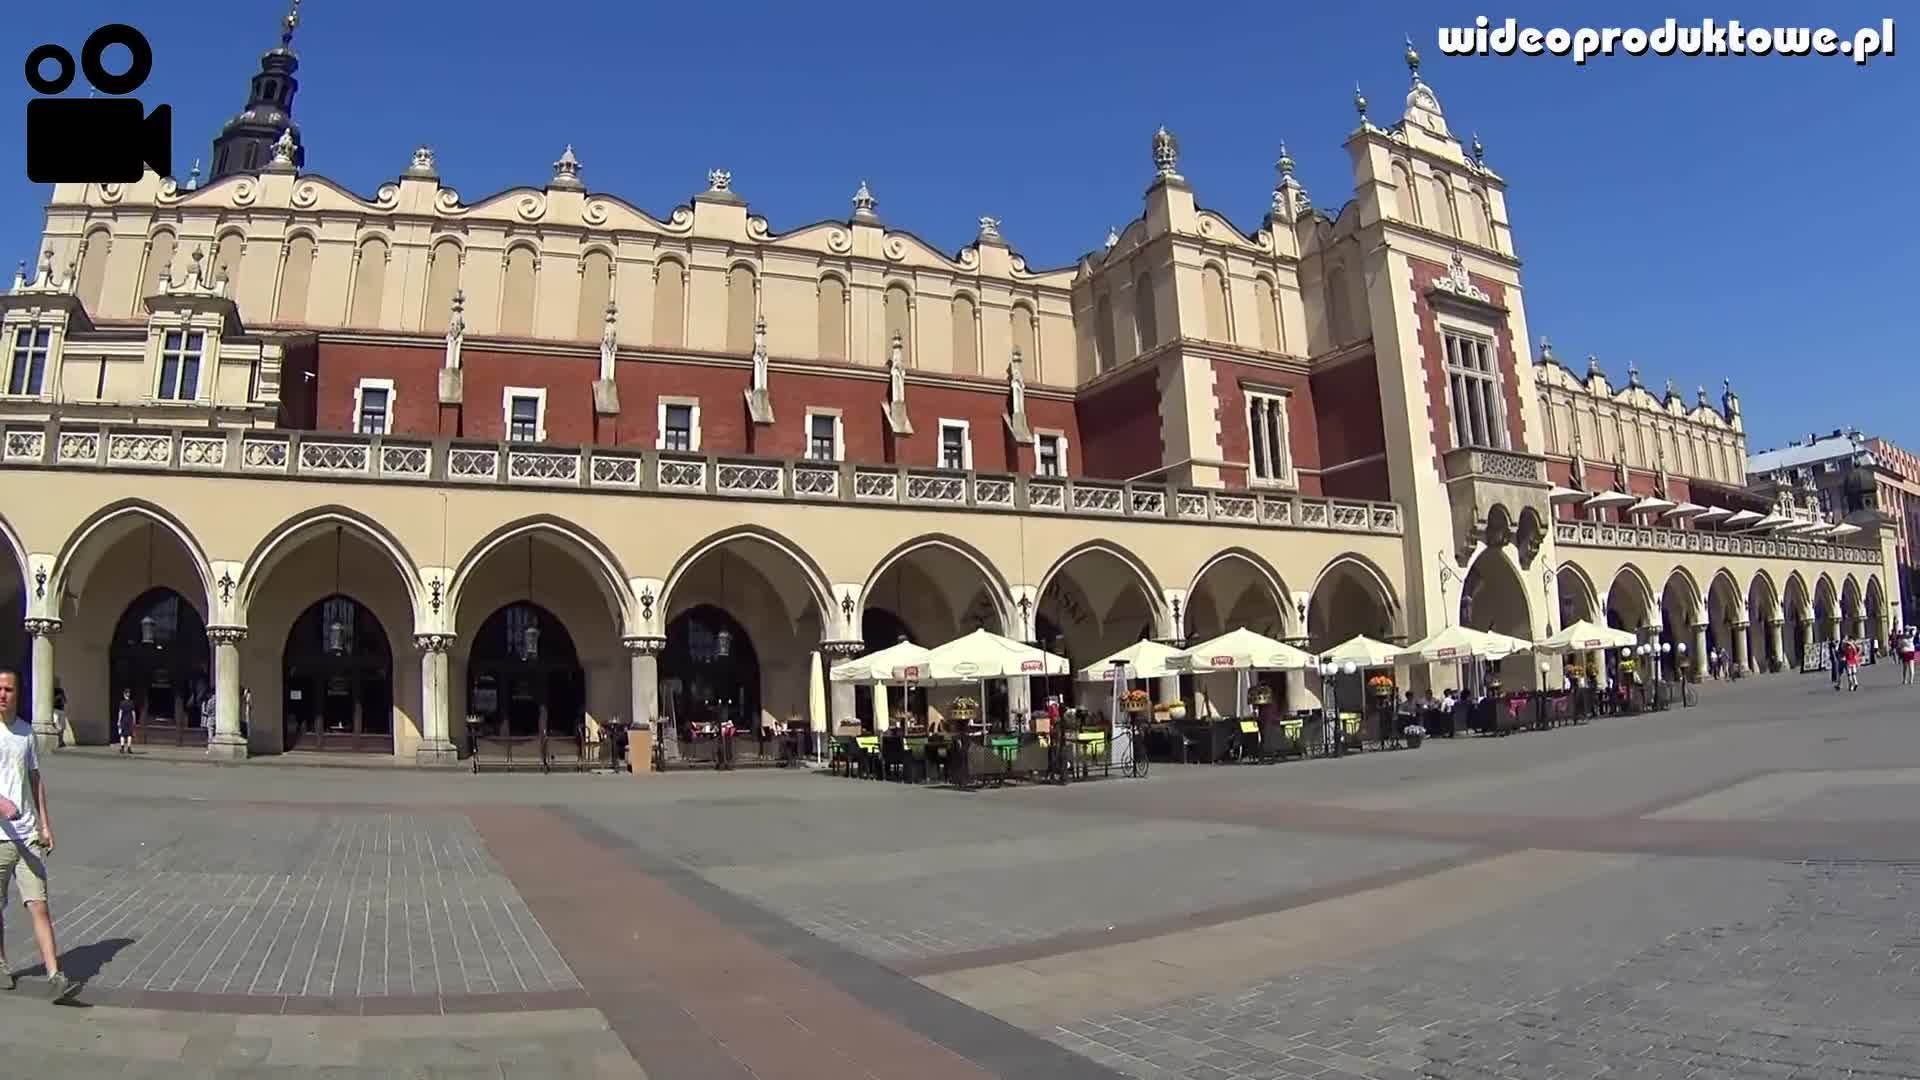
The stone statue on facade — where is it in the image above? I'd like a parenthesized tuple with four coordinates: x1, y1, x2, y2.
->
(744, 315, 773, 424)
(882, 332, 912, 435)
(439, 288, 466, 405)
(1007, 347, 1026, 419)
(594, 299, 621, 416)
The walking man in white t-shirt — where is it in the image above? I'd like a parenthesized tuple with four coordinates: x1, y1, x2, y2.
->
(0, 670, 79, 1002)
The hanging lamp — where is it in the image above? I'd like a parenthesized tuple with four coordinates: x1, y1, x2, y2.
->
(324, 526, 348, 655)
(520, 537, 540, 661)
(713, 553, 732, 658)
(139, 524, 157, 645)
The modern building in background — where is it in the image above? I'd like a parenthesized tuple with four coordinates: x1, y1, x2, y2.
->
(1748, 431, 1920, 618)
(0, 21, 1896, 761)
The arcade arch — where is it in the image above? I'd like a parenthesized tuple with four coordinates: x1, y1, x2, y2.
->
(1814, 574, 1838, 642)
(1604, 566, 1657, 637)
(1459, 549, 1531, 641)
(1841, 577, 1862, 639)
(1747, 572, 1780, 672)
(658, 529, 833, 745)
(1783, 572, 1812, 669)
(860, 536, 1012, 645)
(52, 506, 216, 746)
(1660, 569, 1702, 679)
(451, 527, 629, 750)
(1555, 563, 1599, 629)
(1706, 570, 1746, 672)
(246, 522, 417, 755)
(1306, 555, 1400, 648)
(1033, 542, 1166, 670)
(1184, 550, 1291, 642)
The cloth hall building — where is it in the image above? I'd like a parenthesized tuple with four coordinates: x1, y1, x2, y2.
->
(0, 29, 1895, 762)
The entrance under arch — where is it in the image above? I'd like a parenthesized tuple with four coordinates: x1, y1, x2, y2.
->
(854, 606, 926, 730)
(1460, 554, 1530, 639)
(1308, 560, 1397, 649)
(467, 603, 584, 741)
(660, 604, 762, 744)
(112, 587, 211, 746)
(282, 595, 394, 753)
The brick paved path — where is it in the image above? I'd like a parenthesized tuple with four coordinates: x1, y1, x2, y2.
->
(2, 664, 1918, 1077)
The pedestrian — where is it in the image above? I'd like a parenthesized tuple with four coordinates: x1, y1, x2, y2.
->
(50, 685, 66, 749)
(1830, 640, 1842, 690)
(0, 670, 81, 1002)
(1905, 633, 1918, 686)
(113, 689, 136, 754)
(1844, 639, 1861, 692)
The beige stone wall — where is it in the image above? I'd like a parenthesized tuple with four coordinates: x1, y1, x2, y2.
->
(1534, 362, 1748, 486)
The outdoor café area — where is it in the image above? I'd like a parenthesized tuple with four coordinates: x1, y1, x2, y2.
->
(816, 617, 1692, 790)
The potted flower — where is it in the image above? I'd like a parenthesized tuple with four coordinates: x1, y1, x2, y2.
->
(1166, 699, 1187, 721)
(1367, 673, 1395, 698)
(948, 696, 979, 724)
(1248, 684, 1274, 707)
(1403, 723, 1426, 748)
(1121, 688, 1151, 716)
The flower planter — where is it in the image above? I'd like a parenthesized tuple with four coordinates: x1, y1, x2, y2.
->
(1167, 703, 1188, 721)
(1406, 732, 1424, 748)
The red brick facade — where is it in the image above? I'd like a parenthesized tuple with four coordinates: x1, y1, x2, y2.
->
(1308, 355, 1390, 500)
(1073, 365, 1165, 481)
(1209, 359, 1321, 495)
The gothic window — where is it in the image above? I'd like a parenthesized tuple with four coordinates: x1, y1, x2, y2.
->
(157, 330, 204, 401)
(1246, 391, 1291, 484)
(1443, 330, 1505, 450)
(6, 326, 50, 396)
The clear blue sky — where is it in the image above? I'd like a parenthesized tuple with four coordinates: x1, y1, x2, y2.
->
(3, 2, 1911, 454)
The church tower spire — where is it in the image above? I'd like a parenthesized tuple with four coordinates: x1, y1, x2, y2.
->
(209, 0, 307, 182)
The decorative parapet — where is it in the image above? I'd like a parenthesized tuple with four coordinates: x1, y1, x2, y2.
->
(1441, 446, 1548, 487)
(1552, 520, 1877, 567)
(0, 421, 1405, 538)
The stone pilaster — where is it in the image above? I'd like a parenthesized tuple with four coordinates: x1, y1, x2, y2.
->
(1766, 620, 1785, 674)
(414, 633, 458, 766)
(24, 618, 60, 752)
(207, 626, 249, 759)
(624, 636, 666, 758)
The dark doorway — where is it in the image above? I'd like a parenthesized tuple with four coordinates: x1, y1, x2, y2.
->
(467, 603, 584, 741)
(111, 588, 211, 746)
(282, 595, 394, 753)
(661, 605, 760, 741)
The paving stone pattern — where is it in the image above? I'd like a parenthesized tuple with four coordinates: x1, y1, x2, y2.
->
(4, 807, 575, 997)
(1050, 855, 1920, 1079)
(697, 810, 1467, 965)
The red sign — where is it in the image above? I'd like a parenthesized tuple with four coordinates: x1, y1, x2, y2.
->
(1020, 659, 1045, 672)
(1580, 639, 1601, 649)
(899, 665, 921, 679)
(1436, 647, 1458, 659)
(1210, 655, 1234, 667)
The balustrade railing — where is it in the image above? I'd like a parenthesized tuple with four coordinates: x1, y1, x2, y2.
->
(0, 421, 1410, 535)
(1553, 518, 1875, 565)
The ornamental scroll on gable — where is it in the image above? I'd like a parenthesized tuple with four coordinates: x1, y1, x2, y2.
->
(1427, 251, 1493, 307)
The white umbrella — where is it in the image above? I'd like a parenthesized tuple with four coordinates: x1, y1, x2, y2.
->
(1628, 496, 1676, 516)
(1693, 506, 1733, 522)
(919, 627, 1070, 682)
(1320, 634, 1402, 668)
(1172, 627, 1315, 672)
(1548, 486, 1587, 503)
(1078, 638, 1186, 681)
(1396, 624, 1533, 663)
(808, 649, 828, 760)
(1663, 502, 1707, 521)
(1535, 619, 1637, 653)
(1722, 509, 1763, 527)
(829, 639, 932, 683)
(1584, 491, 1636, 510)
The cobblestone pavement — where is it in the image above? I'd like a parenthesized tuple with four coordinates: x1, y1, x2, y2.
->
(1, 664, 1917, 1077)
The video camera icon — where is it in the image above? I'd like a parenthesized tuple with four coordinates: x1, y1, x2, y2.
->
(25, 24, 171, 184)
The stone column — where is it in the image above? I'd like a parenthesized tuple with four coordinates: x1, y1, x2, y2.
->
(207, 627, 249, 759)
(414, 633, 458, 766)
(1730, 622, 1750, 676)
(624, 637, 667, 757)
(24, 619, 60, 752)
(1766, 620, 1785, 674)
(1690, 624, 1708, 682)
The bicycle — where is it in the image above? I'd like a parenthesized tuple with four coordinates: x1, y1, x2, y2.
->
(1123, 718, 1150, 779)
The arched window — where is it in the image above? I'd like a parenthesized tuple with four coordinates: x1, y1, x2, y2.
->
(1094, 293, 1117, 372)
(277, 234, 317, 323)
(214, 231, 244, 286)
(1011, 303, 1037, 374)
(499, 245, 537, 337)
(1133, 272, 1159, 354)
(76, 227, 111, 310)
(348, 236, 388, 327)
(142, 229, 177, 292)
(817, 276, 847, 360)
(576, 249, 613, 341)
(883, 284, 912, 363)
(1252, 276, 1281, 353)
(423, 238, 461, 328)
(725, 265, 757, 354)
(1201, 264, 1230, 343)
(653, 257, 686, 347)
(951, 293, 978, 374)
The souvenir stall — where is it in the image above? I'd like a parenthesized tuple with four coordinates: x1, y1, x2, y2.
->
(1170, 628, 1314, 762)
